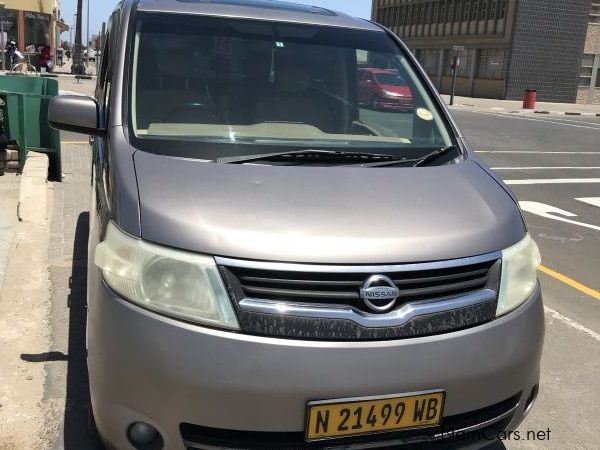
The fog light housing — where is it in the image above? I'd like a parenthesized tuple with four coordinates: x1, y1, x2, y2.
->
(128, 422, 162, 448)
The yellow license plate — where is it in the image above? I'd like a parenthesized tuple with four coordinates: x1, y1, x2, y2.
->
(306, 390, 445, 441)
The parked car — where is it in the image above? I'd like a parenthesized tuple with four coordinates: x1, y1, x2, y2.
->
(84, 48, 97, 62)
(48, 0, 544, 449)
(358, 68, 414, 111)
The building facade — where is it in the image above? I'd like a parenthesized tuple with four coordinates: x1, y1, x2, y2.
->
(371, 0, 600, 104)
(1, 0, 67, 55)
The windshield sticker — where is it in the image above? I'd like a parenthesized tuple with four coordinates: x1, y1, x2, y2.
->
(416, 108, 434, 121)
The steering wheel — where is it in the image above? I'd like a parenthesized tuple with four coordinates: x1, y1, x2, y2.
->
(161, 102, 222, 124)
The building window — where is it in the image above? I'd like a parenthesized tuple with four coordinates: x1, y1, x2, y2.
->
(477, 49, 505, 79)
(432, 1, 439, 23)
(471, 0, 479, 20)
(499, 0, 507, 19)
(24, 11, 51, 48)
(464, 0, 471, 20)
(480, 0, 488, 20)
(489, 0, 497, 19)
(0, 9, 19, 44)
(455, 0, 464, 22)
(420, 49, 439, 75)
(440, 1, 447, 23)
(582, 54, 595, 67)
(579, 77, 591, 87)
(590, 3, 600, 23)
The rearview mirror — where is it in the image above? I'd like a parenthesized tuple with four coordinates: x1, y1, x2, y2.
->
(48, 95, 102, 135)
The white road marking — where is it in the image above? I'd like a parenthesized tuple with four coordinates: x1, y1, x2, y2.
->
(505, 178, 600, 185)
(577, 197, 600, 208)
(519, 201, 600, 231)
(492, 167, 600, 170)
(544, 307, 600, 342)
(476, 151, 600, 154)
(468, 111, 600, 130)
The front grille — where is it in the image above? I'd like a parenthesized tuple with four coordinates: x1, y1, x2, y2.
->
(181, 393, 520, 449)
(218, 256, 501, 341)
(227, 262, 494, 309)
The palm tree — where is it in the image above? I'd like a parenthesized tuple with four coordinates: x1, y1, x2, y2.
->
(72, 0, 84, 74)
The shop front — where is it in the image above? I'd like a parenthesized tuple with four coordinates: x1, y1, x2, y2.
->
(1, 1, 64, 70)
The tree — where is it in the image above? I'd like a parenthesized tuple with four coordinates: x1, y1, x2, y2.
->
(72, 0, 84, 75)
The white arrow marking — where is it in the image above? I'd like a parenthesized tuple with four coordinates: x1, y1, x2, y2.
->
(519, 201, 600, 231)
(576, 197, 600, 208)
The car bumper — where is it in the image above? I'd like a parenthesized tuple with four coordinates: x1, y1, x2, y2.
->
(87, 269, 544, 450)
(375, 99, 413, 111)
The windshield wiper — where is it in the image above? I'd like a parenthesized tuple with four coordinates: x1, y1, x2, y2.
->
(358, 146, 458, 168)
(217, 149, 399, 165)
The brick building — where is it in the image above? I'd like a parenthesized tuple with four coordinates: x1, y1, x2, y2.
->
(371, 0, 600, 104)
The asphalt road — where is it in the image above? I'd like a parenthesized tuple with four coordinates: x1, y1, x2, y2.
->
(452, 110, 600, 450)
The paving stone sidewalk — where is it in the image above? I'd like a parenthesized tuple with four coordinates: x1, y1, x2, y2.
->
(442, 94, 600, 116)
(46, 143, 97, 449)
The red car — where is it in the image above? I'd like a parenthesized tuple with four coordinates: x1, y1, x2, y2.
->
(357, 68, 414, 112)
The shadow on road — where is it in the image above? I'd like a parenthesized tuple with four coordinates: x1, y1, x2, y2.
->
(20, 212, 95, 448)
(61, 211, 97, 449)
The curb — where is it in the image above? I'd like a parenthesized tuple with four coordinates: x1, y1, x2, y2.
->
(17, 153, 49, 225)
(449, 104, 600, 117)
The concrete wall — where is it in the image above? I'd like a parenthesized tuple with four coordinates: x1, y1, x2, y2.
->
(584, 23, 600, 54)
(577, 87, 600, 103)
(505, 0, 590, 103)
(472, 79, 506, 99)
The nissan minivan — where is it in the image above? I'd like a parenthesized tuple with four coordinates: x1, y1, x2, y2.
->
(48, 1, 544, 449)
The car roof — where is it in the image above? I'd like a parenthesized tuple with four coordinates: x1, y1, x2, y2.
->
(135, 0, 383, 32)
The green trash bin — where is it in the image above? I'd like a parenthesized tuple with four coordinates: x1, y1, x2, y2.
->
(0, 75, 62, 181)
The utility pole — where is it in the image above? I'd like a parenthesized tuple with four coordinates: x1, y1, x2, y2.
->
(450, 45, 464, 106)
(0, 3, 5, 73)
(86, 0, 89, 64)
(72, 0, 84, 74)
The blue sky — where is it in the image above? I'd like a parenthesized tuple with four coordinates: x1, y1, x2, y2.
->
(60, 0, 373, 43)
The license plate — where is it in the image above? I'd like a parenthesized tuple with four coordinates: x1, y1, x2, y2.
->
(305, 390, 445, 441)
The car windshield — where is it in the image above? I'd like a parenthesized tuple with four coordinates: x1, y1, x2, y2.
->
(129, 13, 455, 161)
(374, 72, 407, 86)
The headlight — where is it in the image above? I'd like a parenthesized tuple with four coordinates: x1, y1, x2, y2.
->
(94, 222, 239, 330)
(497, 234, 541, 317)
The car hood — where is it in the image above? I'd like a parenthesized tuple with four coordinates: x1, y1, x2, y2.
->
(381, 85, 412, 96)
(133, 152, 525, 264)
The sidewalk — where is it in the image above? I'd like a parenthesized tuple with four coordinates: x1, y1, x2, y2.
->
(442, 94, 600, 116)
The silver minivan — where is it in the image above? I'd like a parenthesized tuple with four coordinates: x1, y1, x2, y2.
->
(48, 0, 544, 449)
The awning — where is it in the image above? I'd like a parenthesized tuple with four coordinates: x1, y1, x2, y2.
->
(56, 21, 70, 33)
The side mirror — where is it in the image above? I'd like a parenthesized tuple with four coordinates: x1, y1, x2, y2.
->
(48, 95, 102, 135)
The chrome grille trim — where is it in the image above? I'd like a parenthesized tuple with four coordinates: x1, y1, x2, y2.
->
(238, 289, 497, 328)
(214, 251, 502, 274)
